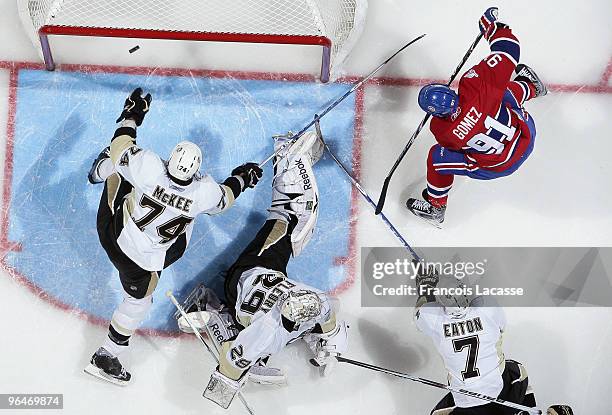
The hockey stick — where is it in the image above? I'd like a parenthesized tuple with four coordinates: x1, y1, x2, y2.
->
(258, 34, 427, 167)
(374, 32, 484, 215)
(337, 356, 541, 415)
(314, 118, 421, 261)
(166, 291, 256, 415)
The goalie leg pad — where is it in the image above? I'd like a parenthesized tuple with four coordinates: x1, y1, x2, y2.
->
(269, 133, 320, 257)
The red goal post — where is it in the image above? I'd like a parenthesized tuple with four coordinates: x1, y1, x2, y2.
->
(18, 0, 368, 82)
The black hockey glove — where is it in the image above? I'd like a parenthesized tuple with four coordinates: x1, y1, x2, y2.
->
(232, 163, 263, 189)
(547, 405, 574, 415)
(116, 87, 152, 126)
(415, 263, 439, 287)
(415, 262, 439, 300)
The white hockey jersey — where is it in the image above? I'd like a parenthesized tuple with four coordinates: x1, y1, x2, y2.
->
(415, 298, 506, 408)
(220, 267, 333, 376)
(110, 132, 232, 270)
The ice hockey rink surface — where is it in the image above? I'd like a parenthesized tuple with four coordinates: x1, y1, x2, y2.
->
(0, 0, 611, 414)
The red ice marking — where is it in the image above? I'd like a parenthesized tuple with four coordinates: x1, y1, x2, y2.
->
(0, 63, 22, 258)
(0, 256, 186, 338)
(331, 86, 365, 296)
(599, 57, 612, 87)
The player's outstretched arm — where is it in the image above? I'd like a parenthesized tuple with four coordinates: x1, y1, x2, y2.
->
(477, 7, 521, 89)
(109, 88, 151, 164)
(108, 88, 164, 186)
(209, 163, 263, 214)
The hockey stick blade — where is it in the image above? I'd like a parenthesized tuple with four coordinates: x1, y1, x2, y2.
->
(375, 177, 391, 215)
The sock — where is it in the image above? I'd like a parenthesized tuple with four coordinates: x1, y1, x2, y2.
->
(101, 294, 153, 357)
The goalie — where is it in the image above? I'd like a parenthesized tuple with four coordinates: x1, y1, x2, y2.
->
(176, 128, 349, 408)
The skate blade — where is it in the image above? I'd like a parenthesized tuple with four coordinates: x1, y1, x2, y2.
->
(248, 375, 287, 387)
(419, 217, 443, 229)
(408, 213, 443, 229)
(84, 364, 129, 387)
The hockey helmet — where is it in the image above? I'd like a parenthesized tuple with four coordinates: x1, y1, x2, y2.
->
(418, 84, 459, 117)
(435, 276, 471, 319)
(280, 290, 323, 325)
(168, 141, 202, 182)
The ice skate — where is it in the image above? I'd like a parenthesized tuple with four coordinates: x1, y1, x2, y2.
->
(514, 64, 548, 97)
(406, 190, 446, 228)
(84, 347, 131, 386)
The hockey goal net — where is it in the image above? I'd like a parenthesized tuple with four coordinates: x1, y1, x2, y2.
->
(18, 0, 368, 82)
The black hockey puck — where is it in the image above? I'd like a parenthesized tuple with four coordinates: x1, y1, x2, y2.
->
(129, 45, 140, 54)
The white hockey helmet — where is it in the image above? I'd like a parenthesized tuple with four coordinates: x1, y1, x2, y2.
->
(168, 141, 202, 181)
(280, 290, 323, 325)
(435, 276, 471, 319)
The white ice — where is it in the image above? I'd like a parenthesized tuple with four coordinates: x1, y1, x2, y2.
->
(1, 0, 611, 414)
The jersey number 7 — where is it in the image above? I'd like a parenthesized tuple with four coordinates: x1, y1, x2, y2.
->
(453, 335, 480, 380)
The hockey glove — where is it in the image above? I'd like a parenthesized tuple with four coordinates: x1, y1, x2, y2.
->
(415, 263, 439, 304)
(231, 162, 263, 189)
(547, 405, 574, 415)
(306, 320, 348, 376)
(479, 7, 509, 41)
(116, 87, 152, 126)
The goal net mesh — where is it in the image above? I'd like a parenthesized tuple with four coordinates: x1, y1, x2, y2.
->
(21, 0, 367, 75)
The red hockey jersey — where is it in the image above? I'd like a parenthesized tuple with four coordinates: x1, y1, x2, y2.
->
(430, 27, 532, 172)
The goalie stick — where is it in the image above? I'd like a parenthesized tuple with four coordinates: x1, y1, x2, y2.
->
(337, 356, 542, 415)
(166, 291, 256, 415)
(258, 34, 427, 167)
(314, 118, 422, 261)
(374, 32, 484, 215)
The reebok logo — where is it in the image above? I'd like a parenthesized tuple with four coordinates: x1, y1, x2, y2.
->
(294, 159, 312, 190)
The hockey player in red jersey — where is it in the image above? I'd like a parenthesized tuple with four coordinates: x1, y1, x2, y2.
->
(406, 7, 547, 225)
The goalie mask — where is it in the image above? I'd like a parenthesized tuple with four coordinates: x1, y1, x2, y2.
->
(435, 277, 471, 319)
(280, 290, 323, 325)
(168, 141, 202, 182)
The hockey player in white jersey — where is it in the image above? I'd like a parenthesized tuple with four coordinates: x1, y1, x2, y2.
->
(414, 270, 573, 415)
(177, 128, 349, 408)
(84, 88, 262, 386)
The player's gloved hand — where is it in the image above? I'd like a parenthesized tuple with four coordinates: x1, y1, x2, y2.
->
(478, 7, 508, 40)
(415, 262, 439, 288)
(307, 320, 348, 376)
(232, 162, 263, 189)
(116, 87, 152, 126)
(547, 405, 574, 415)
